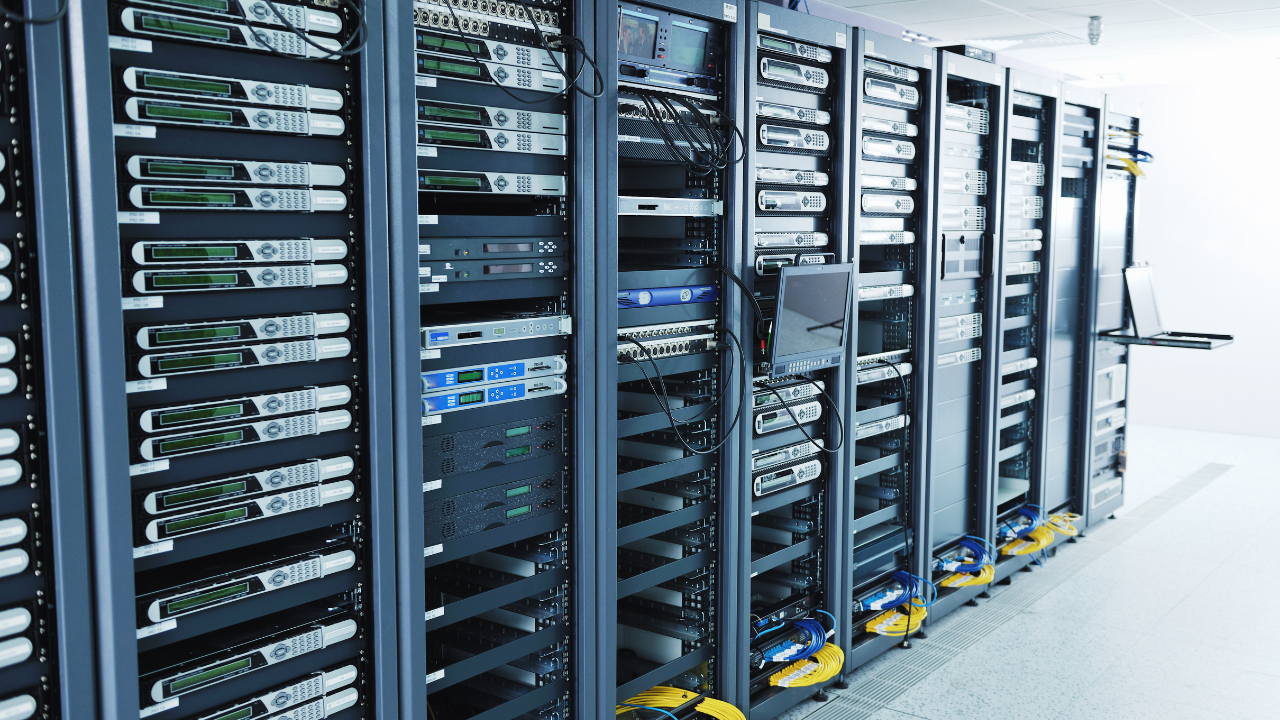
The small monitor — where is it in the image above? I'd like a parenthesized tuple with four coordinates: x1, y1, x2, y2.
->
(767, 264, 855, 378)
(618, 9, 658, 59)
(1123, 265, 1164, 338)
(668, 20, 709, 69)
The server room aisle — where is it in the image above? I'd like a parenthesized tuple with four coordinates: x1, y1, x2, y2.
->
(778, 425, 1280, 720)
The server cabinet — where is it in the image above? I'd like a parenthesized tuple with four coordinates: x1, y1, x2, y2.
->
(610, 0, 747, 714)
(922, 52, 1005, 621)
(1041, 85, 1104, 519)
(988, 69, 1060, 583)
(1079, 99, 1139, 526)
(67, 3, 395, 718)
(409, 0, 590, 717)
(738, 6, 851, 717)
(845, 28, 936, 673)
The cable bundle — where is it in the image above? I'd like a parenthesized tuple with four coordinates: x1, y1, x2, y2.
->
(759, 617, 827, 664)
(629, 88, 745, 175)
(864, 598, 927, 637)
(937, 536, 995, 587)
(1045, 511, 1081, 537)
(998, 506, 1043, 541)
(1000, 526, 1055, 556)
(617, 686, 746, 720)
(1106, 155, 1146, 177)
(768, 643, 844, 687)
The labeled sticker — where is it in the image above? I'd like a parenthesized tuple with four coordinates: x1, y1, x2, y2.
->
(118, 212, 160, 225)
(419, 215, 438, 225)
(137, 619, 177, 639)
(421, 349, 441, 360)
(425, 607, 444, 621)
(133, 540, 174, 559)
(424, 544, 443, 557)
(724, 3, 737, 22)
(417, 147, 438, 157)
(423, 415, 442, 426)
(114, 124, 157, 139)
(140, 698, 178, 718)
(129, 459, 170, 476)
(109, 36, 153, 52)
(423, 480, 442, 492)
(415, 76, 438, 87)
(126, 378, 168, 394)
(425, 669, 445, 684)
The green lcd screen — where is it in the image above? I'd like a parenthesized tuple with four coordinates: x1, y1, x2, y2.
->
(157, 403, 243, 426)
(156, 352, 243, 372)
(421, 128, 483, 144)
(207, 708, 254, 720)
(505, 446, 531, 458)
(146, 161, 236, 179)
(505, 505, 531, 518)
(420, 58, 482, 77)
(505, 425, 531, 437)
(506, 484, 531, 497)
(153, 273, 240, 287)
(141, 73, 233, 96)
(164, 507, 249, 535)
(456, 370, 484, 383)
(761, 37, 792, 53)
(160, 481, 248, 509)
(140, 14, 233, 41)
(155, 326, 242, 345)
(420, 104, 482, 122)
(166, 582, 251, 615)
(421, 174, 483, 188)
(151, 246, 239, 259)
(420, 34, 481, 54)
(147, 190, 239, 205)
(458, 391, 485, 406)
(168, 657, 252, 694)
(144, 103, 235, 123)
(158, 430, 244, 455)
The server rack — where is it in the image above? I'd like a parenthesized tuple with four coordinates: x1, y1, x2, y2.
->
(989, 69, 1060, 582)
(1078, 99, 1139, 527)
(846, 29, 936, 670)
(922, 52, 1005, 622)
(610, 1, 746, 714)
(1041, 85, 1104, 521)
(408, 0, 588, 717)
(67, 3, 397, 718)
(738, 6, 851, 717)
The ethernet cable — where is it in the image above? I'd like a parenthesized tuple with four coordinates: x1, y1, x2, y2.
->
(1046, 511, 1081, 537)
(617, 687, 746, 720)
(1106, 155, 1146, 177)
(1000, 525, 1055, 555)
(769, 643, 844, 687)
(864, 598, 927, 636)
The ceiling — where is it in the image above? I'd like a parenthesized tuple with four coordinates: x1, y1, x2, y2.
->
(821, 0, 1280, 85)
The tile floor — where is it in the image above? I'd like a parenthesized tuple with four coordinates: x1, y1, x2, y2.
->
(773, 424, 1280, 720)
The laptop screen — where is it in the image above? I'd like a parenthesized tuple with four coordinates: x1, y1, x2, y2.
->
(1124, 266, 1163, 338)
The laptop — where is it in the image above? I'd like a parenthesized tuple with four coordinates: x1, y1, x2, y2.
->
(1123, 266, 1218, 344)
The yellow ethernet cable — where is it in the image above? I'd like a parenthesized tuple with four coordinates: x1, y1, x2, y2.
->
(1001, 526, 1055, 555)
(768, 643, 845, 687)
(1106, 155, 1146, 177)
(1046, 512, 1081, 537)
(939, 563, 995, 587)
(617, 686, 747, 720)
(864, 598, 927, 637)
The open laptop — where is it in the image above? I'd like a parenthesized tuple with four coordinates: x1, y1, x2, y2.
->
(1122, 266, 1229, 347)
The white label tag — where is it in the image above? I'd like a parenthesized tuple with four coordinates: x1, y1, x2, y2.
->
(417, 146, 437, 157)
(109, 35, 152, 53)
(137, 619, 177, 639)
(311, 118, 344, 130)
(129, 459, 169, 476)
(311, 14, 341, 28)
(423, 480, 442, 492)
(757, 11, 769, 29)
(318, 415, 347, 426)
(140, 699, 177, 718)
(423, 415, 442, 426)
(418, 244, 431, 254)
(113, 124, 156, 138)
(419, 215, 438, 225)
(724, 3, 737, 22)
(866, 40, 875, 55)
(422, 349, 441, 360)
(419, 283, 440, 293)
(430, 275, 447, 283)
(312, 194, 345, 205)
(133, 540, 174, 559)
(425, 607, 444, 621)
(415, 76, 438, 87)
(835, 32, 847, 49)
(122, 296, 164, 310)
(424, 544, 443, 557)
(313, 269, 347, 279)
(320, 485, 349, 499)
(126, 378, 168, 394)
(118, 211, 160, 225)
(425, 669, 445, 684)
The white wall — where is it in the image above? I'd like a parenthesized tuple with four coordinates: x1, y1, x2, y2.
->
(1110, 80, 1280, 438)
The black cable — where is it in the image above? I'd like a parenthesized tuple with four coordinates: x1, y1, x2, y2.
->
(713, 264, 766, 340)
(510, 0, 605, 99)
(754, 377, 845, 454)
(237, 0, 368, 61)
(0, 0, 65, 24)
(628, 87, 743, 174)
(620, 325, 745, 456)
